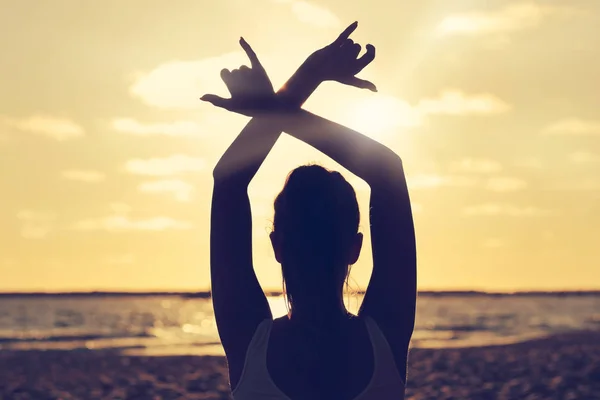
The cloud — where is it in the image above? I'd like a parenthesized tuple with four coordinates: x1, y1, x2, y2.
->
(342, 90, 509, 135)
(139, 179, 194, 202)
(273, 0, 341, 28)
(486, 177, 527, 192)
(75, 202, 191, 232)
(568, 179, 600, 191)
(568, 151, 599, 165)
(450, 158, 503, 174)
(129, 51, 296, 111)
(544, 118, 600, 135)
(463, 203, 551, 217)
(16, 210, 56, 239)
(405, 173, 527, 193)
(72, 216, 193, 232)
(408, 174, 478, 189)
(125, 155, 205, 176)
(62, 170, 106, 183)
(437, 3, 573, 36)
(112, 118, 202, 137)
(417, 90, 510, 115)
(0, 115, 84, 141)
(551, 177, 600, 191)
(130, 52, 249, 110)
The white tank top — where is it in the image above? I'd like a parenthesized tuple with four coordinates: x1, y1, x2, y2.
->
(232, 316, 405, 400)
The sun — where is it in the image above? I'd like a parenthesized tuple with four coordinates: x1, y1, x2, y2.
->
(341, 95, 421, 138)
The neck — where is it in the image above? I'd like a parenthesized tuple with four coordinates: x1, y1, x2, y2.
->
(286, 293, 350, 325)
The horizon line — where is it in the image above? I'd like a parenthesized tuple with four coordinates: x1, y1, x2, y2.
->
(1, 289, 600, 297)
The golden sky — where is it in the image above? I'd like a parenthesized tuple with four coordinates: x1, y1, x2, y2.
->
(1, 0, 599, 292)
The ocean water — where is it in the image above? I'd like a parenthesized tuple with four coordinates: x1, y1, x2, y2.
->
(0, 294, 599, 355)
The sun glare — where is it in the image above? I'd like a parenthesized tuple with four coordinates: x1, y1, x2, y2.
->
(342, 95, 421, 138)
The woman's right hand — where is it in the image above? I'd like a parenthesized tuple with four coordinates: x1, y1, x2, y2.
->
(299, 21, 377, 92)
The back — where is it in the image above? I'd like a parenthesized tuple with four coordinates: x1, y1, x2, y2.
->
(232, 316, 405, 400)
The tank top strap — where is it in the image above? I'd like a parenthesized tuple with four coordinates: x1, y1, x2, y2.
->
(245, 318, 273, 360)
(363, 316, 406, 387)
(232, 319, 275, 395)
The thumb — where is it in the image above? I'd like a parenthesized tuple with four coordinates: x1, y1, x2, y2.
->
(341, 76, 377, 92)
(200, 94, 231, 109)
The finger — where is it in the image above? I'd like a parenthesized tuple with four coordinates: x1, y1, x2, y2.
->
(344, 42, 362, 60)
(200, 94, 232, 109)
(221, 68, 238, 96)
(331, 21, 358, 46)
(229, 69, 244, 88)
(355, 44, 376, 71)
(341, 76, 377, 92)
(220, 68, 233, 86)
(352, 43, 362, 58)
(239, 37, 264, 70)
(239, 65, 251, 72)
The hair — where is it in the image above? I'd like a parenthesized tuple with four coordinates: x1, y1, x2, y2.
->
(272, 164, 360, 313)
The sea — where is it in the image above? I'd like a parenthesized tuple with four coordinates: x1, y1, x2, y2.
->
(1, 293, 599, 355)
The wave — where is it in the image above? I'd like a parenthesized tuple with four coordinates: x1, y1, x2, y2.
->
(0, 331, 154, 344)
(426, 324, 495, 333)
(585, 315, 600, 325)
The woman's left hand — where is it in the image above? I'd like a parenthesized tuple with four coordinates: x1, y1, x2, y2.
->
(201, 38, 281, 116)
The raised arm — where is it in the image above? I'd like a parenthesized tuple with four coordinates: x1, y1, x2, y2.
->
(206, 40, 308, 384)
(202, 24, 378, 388)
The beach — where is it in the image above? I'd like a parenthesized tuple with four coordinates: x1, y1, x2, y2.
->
(1, 331, 599, 400)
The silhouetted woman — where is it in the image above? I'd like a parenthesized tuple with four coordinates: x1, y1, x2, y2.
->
(202, 22, 416, 400)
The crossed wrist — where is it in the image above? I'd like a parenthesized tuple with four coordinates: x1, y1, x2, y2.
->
(277, 68, 322, 108)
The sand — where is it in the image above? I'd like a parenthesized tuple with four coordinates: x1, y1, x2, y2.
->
(1, 331, 599, 400)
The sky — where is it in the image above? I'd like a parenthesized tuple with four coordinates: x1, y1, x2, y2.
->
(1, 0, 599, 292)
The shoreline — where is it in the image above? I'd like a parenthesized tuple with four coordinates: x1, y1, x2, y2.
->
(2, 330, 599, 399)
(0, 328, 582, 356)
(1, 328, 596, 355)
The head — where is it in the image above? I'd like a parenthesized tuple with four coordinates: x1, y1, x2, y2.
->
(270, 164, 363, 314)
